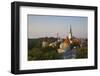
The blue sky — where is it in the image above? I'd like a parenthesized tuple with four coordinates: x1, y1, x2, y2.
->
(28, 15, 88, 39)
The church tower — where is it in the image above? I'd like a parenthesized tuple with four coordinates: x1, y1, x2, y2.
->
(68, 25, 72, 40)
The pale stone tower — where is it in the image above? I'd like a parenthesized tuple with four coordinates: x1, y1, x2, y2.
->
(68, 25, 72, 40)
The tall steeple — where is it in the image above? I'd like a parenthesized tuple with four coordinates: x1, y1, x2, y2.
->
(70, 25, 72, 34)
(68, 25, 72, 40)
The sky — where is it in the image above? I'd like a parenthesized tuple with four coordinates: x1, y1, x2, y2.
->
(28, 15, 88, 39)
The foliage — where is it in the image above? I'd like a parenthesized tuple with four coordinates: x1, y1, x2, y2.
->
(76, 47, 88, 58)
(28, 39, 42, 50)
(28, 47, 62, 61)
(28, 38, 88, 60)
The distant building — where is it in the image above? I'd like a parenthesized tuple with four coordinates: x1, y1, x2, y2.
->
(49, 42, 57, 48)
(57, 33, 60, 42)
(80, 38, 87, 47)
(42, 41, 48, 48)
(42, 37, 49, 48)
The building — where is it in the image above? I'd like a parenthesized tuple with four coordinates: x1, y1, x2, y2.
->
(42, 37, 49, 48)
(57, 25, 73, 53)
(68, 25, 72, 40)
(58, 37, 70, 53)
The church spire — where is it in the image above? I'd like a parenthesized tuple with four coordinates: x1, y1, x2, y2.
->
(70, 25, 72, 34)
(68, 25, 72, 40)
